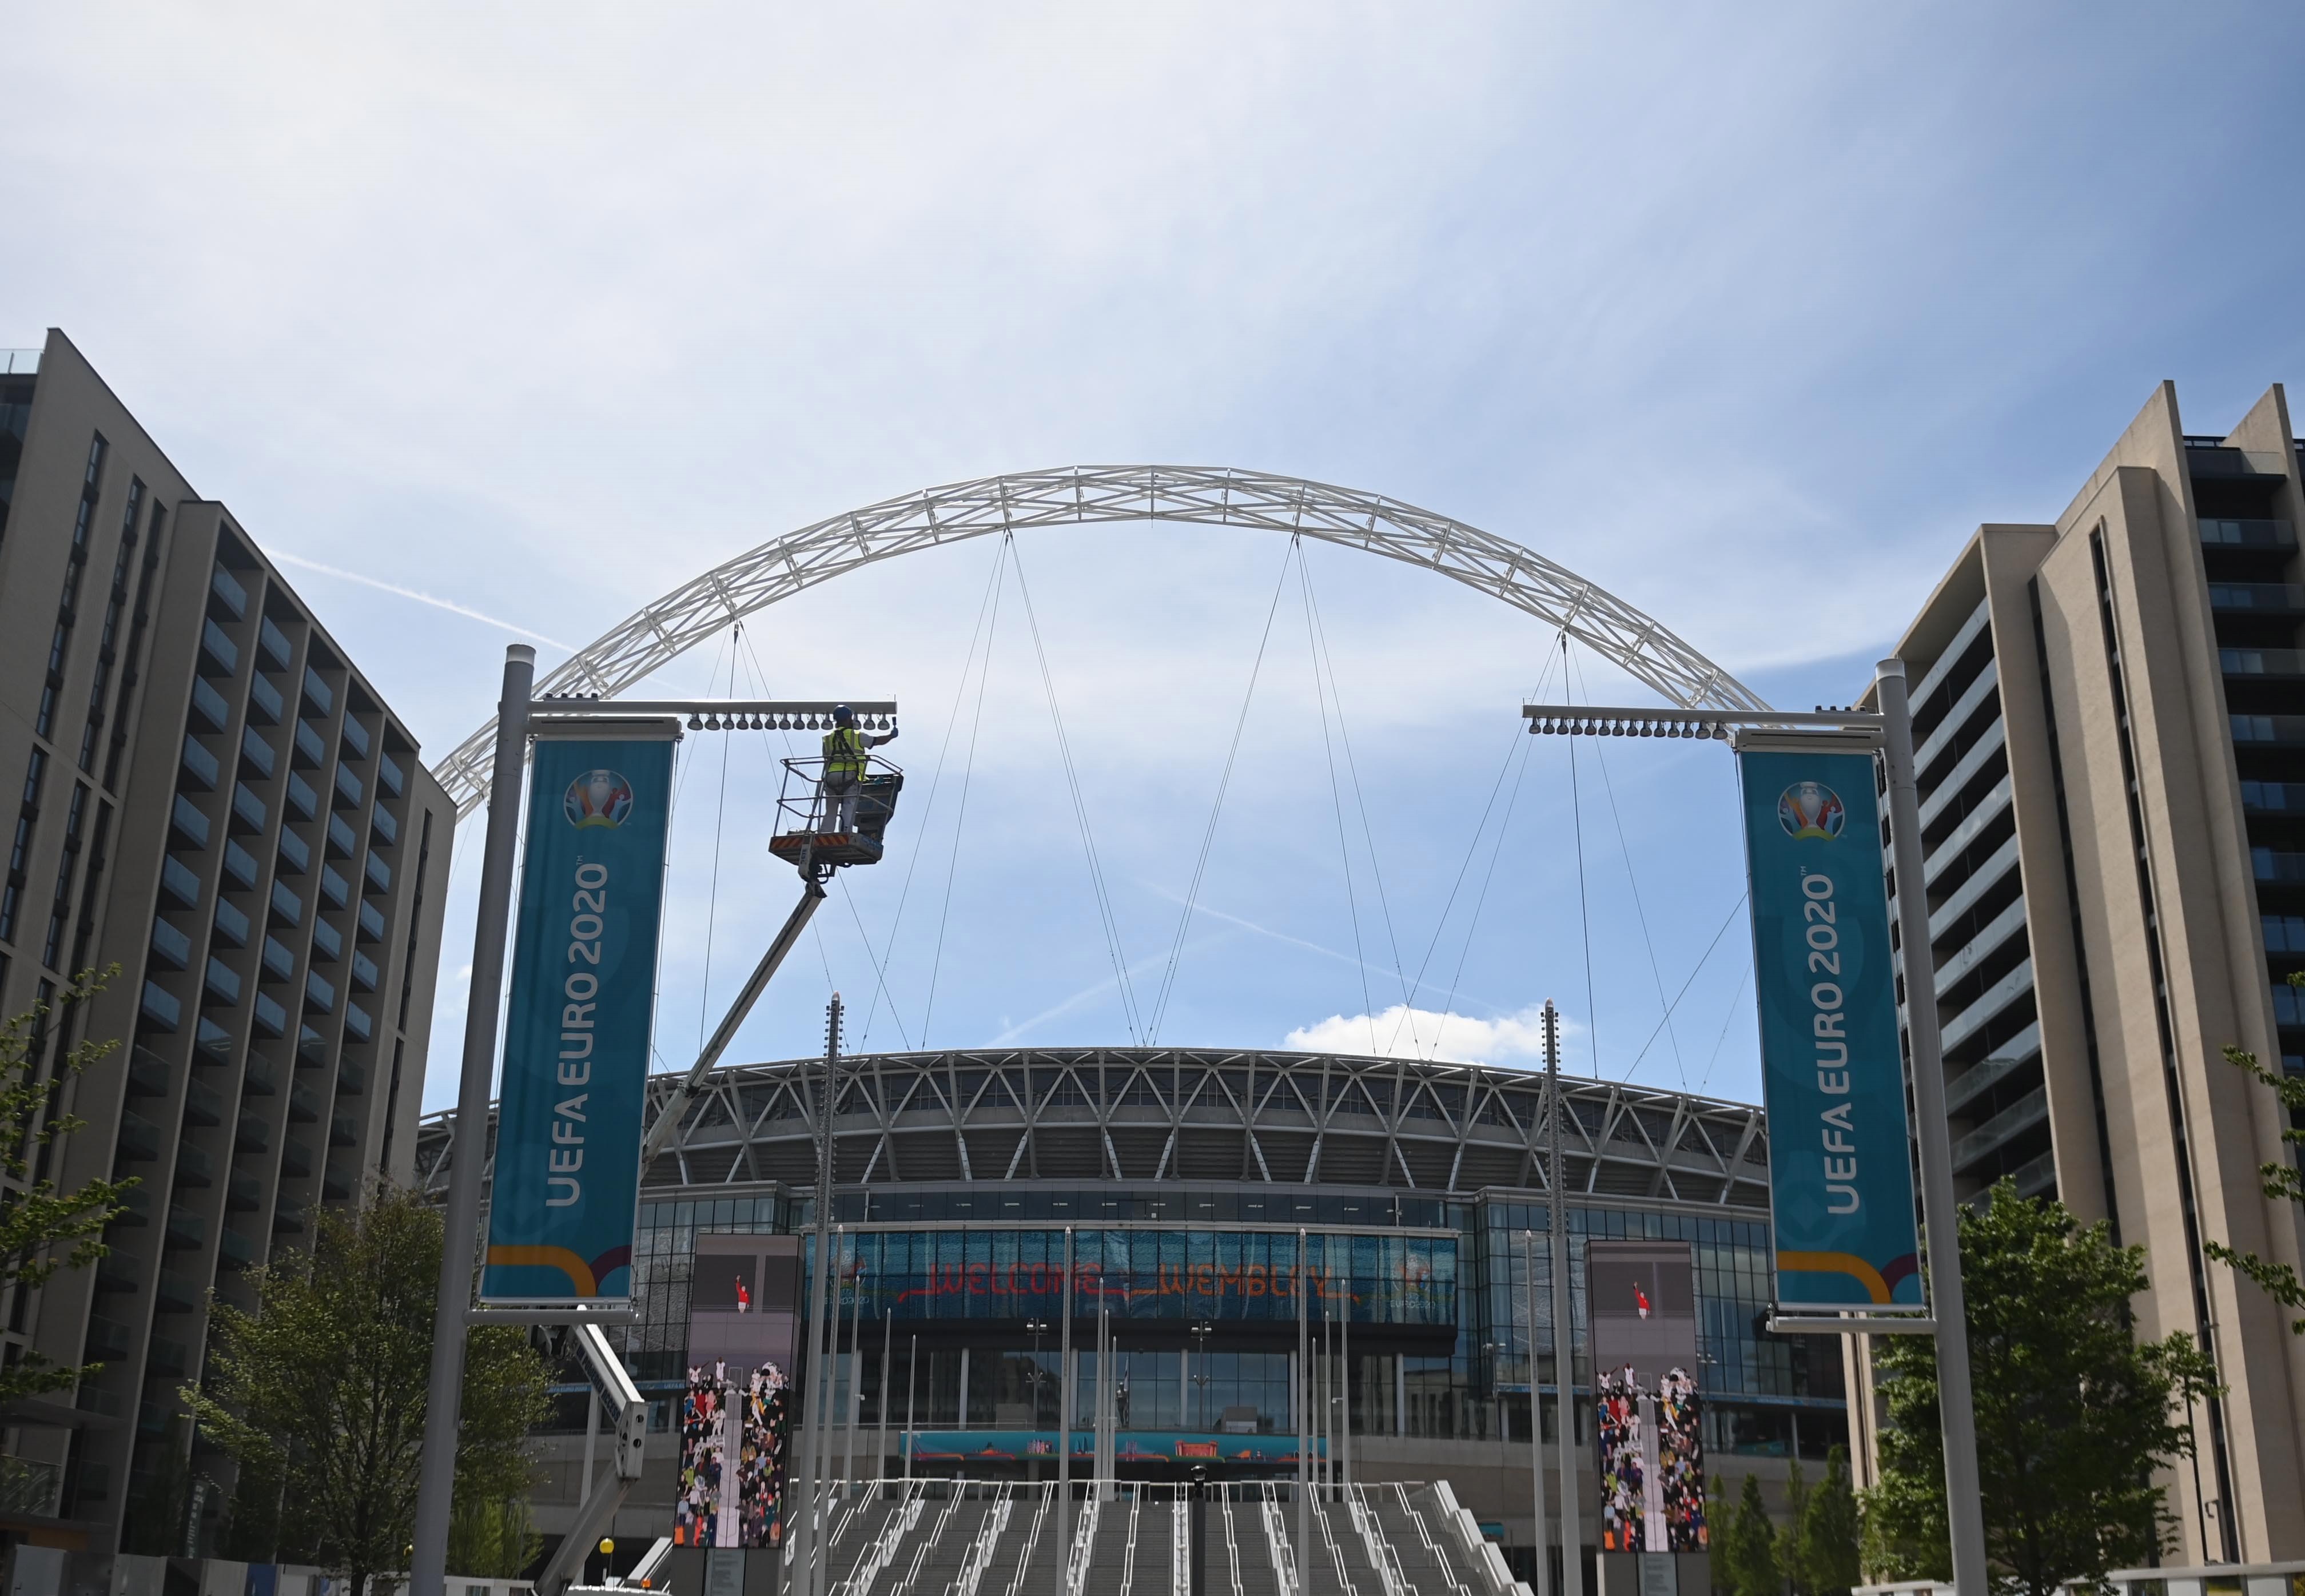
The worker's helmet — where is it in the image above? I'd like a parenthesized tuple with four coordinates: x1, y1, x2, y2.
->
(833, 704, 855, 725)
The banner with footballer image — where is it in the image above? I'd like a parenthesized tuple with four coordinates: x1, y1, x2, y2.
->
(481, 723, 678, 1304)
(677, 1236, 804, 1553)
(1735, 741, 1923, 1312)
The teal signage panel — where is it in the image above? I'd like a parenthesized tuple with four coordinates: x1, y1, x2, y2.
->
(1737, 745, 1922, 1311)
(482, 727, 676, 1303)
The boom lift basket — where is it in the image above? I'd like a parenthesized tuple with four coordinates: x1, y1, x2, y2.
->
(767, 754, 905, 870)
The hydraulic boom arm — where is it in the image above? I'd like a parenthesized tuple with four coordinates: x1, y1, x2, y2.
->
(532, 1321, 648, 1596)
(639, 877, 829, 1167)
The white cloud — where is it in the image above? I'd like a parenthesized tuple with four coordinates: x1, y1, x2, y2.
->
(1284, 1003, 1559, 1068)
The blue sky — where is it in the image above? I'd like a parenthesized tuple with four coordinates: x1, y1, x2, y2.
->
(6, 2, 2303, 1115)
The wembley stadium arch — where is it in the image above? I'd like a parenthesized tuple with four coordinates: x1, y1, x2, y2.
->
(427, 464, 1770, 815)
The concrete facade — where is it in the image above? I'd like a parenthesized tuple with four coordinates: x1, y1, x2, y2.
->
(0, 331, 453, 1554)
(1855, 383, 2305, 1559)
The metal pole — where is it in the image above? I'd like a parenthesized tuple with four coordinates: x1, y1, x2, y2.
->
(1524, 1229, 1550, 1596)
(582, 1387, 599, 1499)
(904, 1334, 917, 1484)
(410, 644, 534, 1596)
(1059, 1227, 1075, 1578)
(794, 997, 842, 1596)
(1877, 658, 1989, 1593)
(1546, 1001, 1582, 1596)
(878, 1304, 893, 1482)
(844, 1248, 864, 1492)
(1295, 1227, 1309, 1583)
(1339, 1281, 1351, 1495)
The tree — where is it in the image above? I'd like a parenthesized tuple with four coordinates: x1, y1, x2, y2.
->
(0, 968, 138, 1403)
(185, 1186, 551, 1596)
(2207, 987, 2305, 1331)
(448, 1497, 542, 1579)
(1797, 1446, 1861, 1596)
(1861, 1181, 2219, 1596)
(1717, 1473, 1779, 1596)
(1776, 1457, 1809, 1595)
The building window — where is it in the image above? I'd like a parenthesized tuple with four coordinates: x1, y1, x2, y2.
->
(0, 749, 50, 945)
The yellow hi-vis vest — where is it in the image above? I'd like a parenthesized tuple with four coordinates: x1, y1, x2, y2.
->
(823, 726, 866, 780)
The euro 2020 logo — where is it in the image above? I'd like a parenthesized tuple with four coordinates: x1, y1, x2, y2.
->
(1778, 781, 1846, 841)
(565, 769, 635, 830)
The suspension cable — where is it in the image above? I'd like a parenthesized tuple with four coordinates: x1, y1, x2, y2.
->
(1294, 537, 1378, 1053)
(1616, 891, 1746, 1085)
(1147, 537, 1299, 1044)
(1006, 532, 1144, 1044)
(1697, 963, 1753, 1099)
(1569, 648, 1690, 1093)
(1394, 633, 1570, 1060)
(1296, 547, 1419, 1054)
(849, 540, 1009, 1046)
(921, 540, 1009, 1045)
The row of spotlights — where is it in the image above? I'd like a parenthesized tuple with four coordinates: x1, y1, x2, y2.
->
(1528, 717, 1730, 739)
(685, 713, 896, 732)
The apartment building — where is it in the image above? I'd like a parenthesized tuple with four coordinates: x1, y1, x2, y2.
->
(0, 331, 453, 1554)
(1857, 381, 2305, 1560)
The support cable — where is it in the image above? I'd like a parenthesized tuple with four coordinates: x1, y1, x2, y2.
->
(1392, 634, 1568, 1060)
(1295, 537, 1379, 1054)
(1296, 547, 1419, 1053)
(1006, 532, 1144, 1044)
(1147, 538, 1299, 1044)
(1615, 893, 1746, 1085)
(850, 540, 1008, 1046)
(1569, 648, 1689, 1093)
(921, 540, 1009, 1045)
(1428, 712, 1538, 1061)
(1696, 964, 1752, 1099)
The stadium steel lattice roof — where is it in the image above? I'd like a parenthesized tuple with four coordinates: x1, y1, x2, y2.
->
(415, 1046, 1770, 1209)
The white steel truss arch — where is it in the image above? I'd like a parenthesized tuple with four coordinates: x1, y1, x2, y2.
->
(430, 465, 1767, 815)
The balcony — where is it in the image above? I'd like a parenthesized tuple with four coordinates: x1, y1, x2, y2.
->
(357, 902, 386, 942)
(2255, 849, 2305, 885)
(337, 1057, 366, 1094)
(332, 766, 362, 811)
(326, 814, 356, 858)
(300, 666, 332, 718)
(260, 935, 294, 982)
(252, 992, 288, 1038)
(152, 1272, 199, 1315)
(125, 1048, 170, 1098)
(362, 854, 391, 895)
(117, 1112, 163, 1162)
(241, 1052, 277, 1095)
(2222, 648, 2305, 678)
(198, 620, 237, 677)
(258, 617, 293, 672)
(160, 856, 202, 909)
(285, 771, 318, 820)
(208, 566, 247, 620)
(2200, 518, 2296, 548)
(2234, 714, 2305, 746)
(319, 865, 349, 909)
(247, 672, 282, 725)
(83, 1318, 133, 1360)
(193, 1017, 232, 1065)
(217, 1229, 257, 1271)
(340, 716, 370, 759)
(330, 1112, 360, 1148)
(311, 918, 342, 961)
(149, 918, 192, 973)
(273, 1200, 306, 1233)
(213, 898, 250, 946)
(181, 1078, 222, 1128)
(222, 839, 258, 890)
(137, 980, 182, 1041)
(378, 753, 404, 799)
(227, 1172, 262, 1211)
(229, 783, 266, 835)
(164, 1206, 205, 1251)
(1940, 958, 2035, 1055)
(190, 677, 231, 733)
(0, 1456, 62, 1518)
(2210, 582, 2305, 615)
(293, 721, 325, 769)
(180, 736, 218, 791)
(371, 805, 397, 846)
(1951, 1083, 2051, 1174)
(351, 951, 378, 992)
(280, 1140, 313, 1178)
(289, 1081, 321, 1124)
(173, 1144, 214, 1187)
(236, 1113, 270, 1155)
(344, 1002, 372, 1043)
(238, 728, 276, 781)
(169, 795, 210, 851)
(297, 1025, 328, 1068)
(304, 970, 335, 1014)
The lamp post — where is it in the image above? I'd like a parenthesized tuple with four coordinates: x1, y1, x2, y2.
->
(1190, 1319, 1214, 1432)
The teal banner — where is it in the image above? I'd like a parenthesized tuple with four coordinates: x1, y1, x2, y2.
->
(1737, 745, 1922, 1311)
(482, 727, 676, 1303)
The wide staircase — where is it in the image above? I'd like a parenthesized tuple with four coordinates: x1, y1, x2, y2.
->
(807, 1480, 1515, 1596)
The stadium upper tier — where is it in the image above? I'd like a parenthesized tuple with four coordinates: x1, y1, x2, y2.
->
(415, 1046, 1770, 1208)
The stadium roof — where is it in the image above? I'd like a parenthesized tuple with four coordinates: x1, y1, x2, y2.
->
(416, 1047, 1770, 1210)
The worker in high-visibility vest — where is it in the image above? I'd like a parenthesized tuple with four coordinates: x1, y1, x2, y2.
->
(817, 704, 897, 834)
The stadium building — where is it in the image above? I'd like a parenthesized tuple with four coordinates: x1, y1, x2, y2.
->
(419, 1043, 1841, 1582)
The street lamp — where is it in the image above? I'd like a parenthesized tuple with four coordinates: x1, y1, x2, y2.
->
(1026, 1319, 1053, 1432)
(1484, 1340, 1508, 1442)
(1189, 1319, 1215, 1431)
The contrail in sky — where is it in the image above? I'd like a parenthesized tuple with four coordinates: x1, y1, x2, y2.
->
(269, 550, 575, 651)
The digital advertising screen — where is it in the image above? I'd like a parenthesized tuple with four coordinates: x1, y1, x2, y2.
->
(675, 1236, 803, 1551)
(1589, 1240, 1707, 1553)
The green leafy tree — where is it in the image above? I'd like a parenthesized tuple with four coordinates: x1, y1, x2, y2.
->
(1861, 1182, 2218, 1596)
(1717, 1473, 1779, 1596)
(185, 1187, 551, 1596)
(1776, 1457, 1809, 1595)
(448, 1497, 542, 1579)
(2207, 982, 2305, 1330)
(0, 968, 138, 1403)
(1798, 1446, 1861, 1596)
